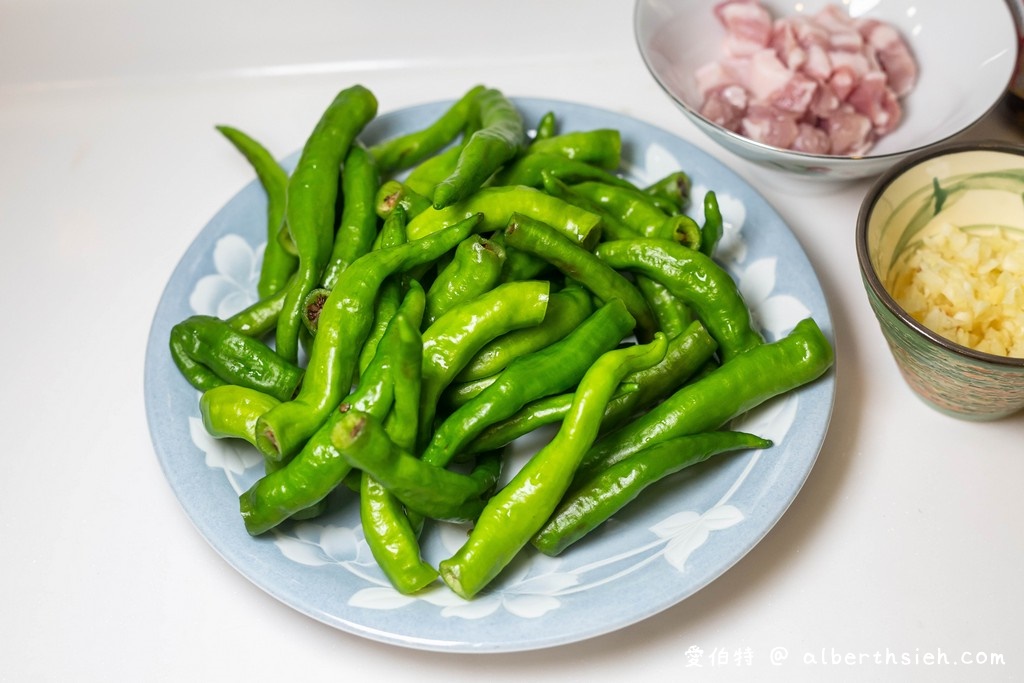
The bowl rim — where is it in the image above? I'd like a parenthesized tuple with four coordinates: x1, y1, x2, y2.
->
(632, 0, 1020, 165)
(855, 140, 1024, 369)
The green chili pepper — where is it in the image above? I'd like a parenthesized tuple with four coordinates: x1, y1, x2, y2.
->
(503, 213, 657, 342)
(224, 287, 288, 338)
(576, 317, 833, 481)
(464, 319, 717, 453)
(359, 473, 438, 593)
(595, 238, 763, 361)
(540, 172, 642, 242)
(533, 430, 772, 556)
(534, 111, 557, 140)
(322, 143, 381, 289)
(570, 180, 701, 247)
(700, 190, 723, 257)
(432, 88, 525, 209)
(424, 235, 506, 325)
(418, 279, 551, 439)
(368, 84, 485, 175)
(330, 410, 502, 522)
(199, 385, 281, 447)
(275, 85, 378, 363)
(456, 284, 594, 382)
(491, 152, 634, 191)
(526, 129, 622, 170)
(239, 285, 425, 535)
(438, 332, 668, 599)
(359, 305, 438, 594)
(420, 299, 637, 469)
(215, 125, 297, 299)
(170, 315, 303, 401)
(402, 143, 466, 198)
(635, 275, 693, 339)
(406, 185, 603, 249)
(356, 207, 410, 375)
(374, 179, 432, 221)
(644, 171, 692, 213)
(255, 213, 484, 461)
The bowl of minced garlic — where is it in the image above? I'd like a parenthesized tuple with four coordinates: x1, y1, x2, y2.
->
(858, 142, 1024, 420)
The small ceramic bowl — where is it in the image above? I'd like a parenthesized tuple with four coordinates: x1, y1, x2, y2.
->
(856, 142, 1024, 420)
(634, 0, 1018, 180)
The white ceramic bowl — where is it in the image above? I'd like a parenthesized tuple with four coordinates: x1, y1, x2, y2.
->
(635, 0, 1019, 180)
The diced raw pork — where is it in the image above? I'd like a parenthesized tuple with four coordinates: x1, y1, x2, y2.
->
(695, 0, 918, 155)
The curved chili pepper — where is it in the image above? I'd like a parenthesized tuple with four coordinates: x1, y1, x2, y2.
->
(595, 238, 763, 361)
(420, 299, 637, 469)
(569, 180, 701, 247)
(199, 385, 281, 448)
(224, 287, 288, 338)
(464, 319, 717, 453)
(456, 284, 594, 382)
(374, 179, 432, 221)
(170, 315, 303, 401)
(275, 85, 378, 363)
(330, 410, 502, 522)
(635, 275, 693, 339)
(418, 279, 551, 439)
(700, 190, 724, 257)
(255, 213, 485, 461)
(402, 142, 466, 198)
(438, 332, 667, 599)
(424, 235, 506, 326)
(491, 152, 634, 191)
(368, 84, 485, 175)
(215, 125, 297, 298)
(359, 305, 437, 594)
(406, 185, 603, 250)
(359, 473, 438, 593)
(356, 207, 409, 375)
(540, 172, 642, 242)
(432, 88, 525, 209)
(534, 111, 557, 140)
(322, 143, 381, 290)
(533, 430, 773, 556)
(526, 129, 622, 170)
(503, 213, 657, 342)
(576, 317, 834, 481)
(644, 170, 692, 213)
(239, 285, 425, 535)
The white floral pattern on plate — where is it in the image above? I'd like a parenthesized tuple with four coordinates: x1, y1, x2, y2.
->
(145, 97, 834, 652)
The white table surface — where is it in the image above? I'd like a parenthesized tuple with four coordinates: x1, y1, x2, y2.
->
(3, 1, 1022, 681)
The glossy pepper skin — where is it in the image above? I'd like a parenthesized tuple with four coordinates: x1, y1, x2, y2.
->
(438, 331, 668, 599)
(464, 319, 717, 453)
(275, 85, 378, 363)
(699, 190, 724, 257)
(255, 213, 485, 462)
(432, 87, 525, 209)
(455, 284, 594, 382)
(418, 279, 551, 441)
(368, 84, 485, 175)
(533, 431, 773, 556)
(406, 185, 603, 249)
(199, 385, 281, 447)
(526, 129, 622, 170)
(239, 285, 425, 535)
(321, 143, 380, 289)
(423, 235, 506, 326)
(595, 238, 763, 362)
(569, 180, 702, 248)
(576, 317, 834, 481)
(170, 315, 303, 402)
(420, 299, 638, 469)
(503, 212, 658, 342)
(215, 125, 296, 299)
(331, 410, 502, 523)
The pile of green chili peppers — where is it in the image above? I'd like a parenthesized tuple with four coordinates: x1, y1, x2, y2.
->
(170, 84, 834, 600)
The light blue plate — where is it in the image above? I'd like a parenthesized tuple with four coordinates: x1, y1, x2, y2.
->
(145, 98, 835, 652)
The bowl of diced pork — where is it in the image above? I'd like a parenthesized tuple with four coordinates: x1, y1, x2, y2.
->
(635, 0, 1019, 179)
